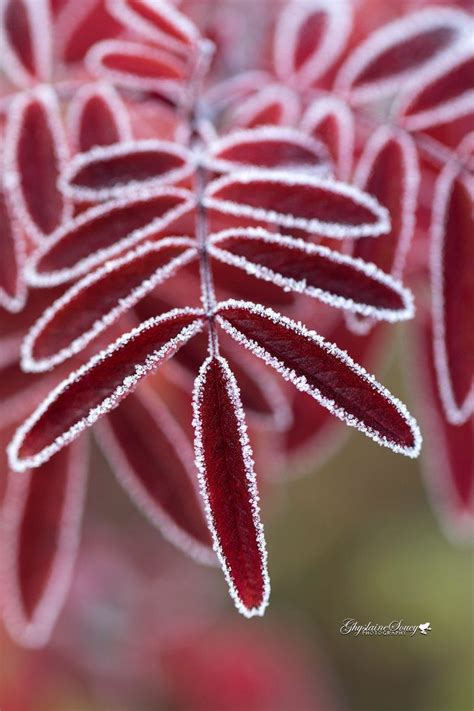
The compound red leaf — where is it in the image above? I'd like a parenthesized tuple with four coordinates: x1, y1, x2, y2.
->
(192, 355, 270, 617)
(107, 0, 199, 54)
(60, 139, 193, 203)
(86, 39, 187, 100)
(336, 7, 471, 104)
(347, 126, 419, 334)
(210, 228, 414, 322)
(68, 82, 132, 152)
(4, 86, 71, 242)
(205, 126, 330, 175)
(0, 187, 26, 313)
(229, 84, 300, 129)
(274, 0, 352, 88)
(216, 301, 421, 456)
(96, 387, 214, 563)
(1, 438, 87, 647)
(204, 171, 390, 239)
(396, 43, 474, 131)
(22, 238, 197, 372)
(431, 165, 473, 425)
(8, 309, 205, 471)
(0, 0, 52, 87)
(26, 188, 194, 286)
(301, 96, 355, 180)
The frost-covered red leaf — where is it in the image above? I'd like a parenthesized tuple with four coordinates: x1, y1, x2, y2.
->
(216, 301, 421, 456)
(0, 0, 52, 87)
(274, 0, 352, 88)
(347, 126, 419, 334)
(409, 319, 473, 539)
(230, 84, 300, 129)
(336, 7, 471, 104)
(396, 41, 474, 131)
(192, 355, 269, 617)
(300, 97, 355, 180)
(431, 164, 473, 425)
(0, 187, 26, 313)
(1, 438, 87, 648)
(209, 227, 414, 321)
(60, 139, 194, 202)
(107, 0, 199, 55)
(205, 126, 330, 175)
(8, 309, 205, 471)
(4, 86, 71, 242)
(96, 387, 214, 563)
(26, 188, 194, 286)
(22, 238, 198, 372)
(67, 82, 132, 152)
(204, 171, 390, 238)
(86, 39, 187, 100)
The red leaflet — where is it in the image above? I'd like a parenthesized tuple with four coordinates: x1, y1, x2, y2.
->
(300, 97, 355, 180)
(336, 8, 470, 104)
(4, 86, 71, 242)
(0, 187, 26, 313)
(8, 309, 205, 471)
(209, 228, 414, 322)
(27, 188, 194, 285)
(22, 238, 198, 372)
(107, 0, 199, 55)
(55, 0, 122, 64)
(347, 126, 419, 334)
(204, 171, 390, 238)
(60, 139, 193, 202)
(216, 301, 421, 456)
(230, 85, 300, 129)
(409, 319, 473, 538)
(274, 0, 352, 88)
(396, 44, 474, 131)
(68, 82, 132, 152)
(192, 356, 269, 617)
(86, 40, 187, 99)
(96, 387, 214, 563)
(431, 164, 473, 425)
(0, 0, 52, 86)
(205, 126, 330, 175)
(1, 438, 87, 647)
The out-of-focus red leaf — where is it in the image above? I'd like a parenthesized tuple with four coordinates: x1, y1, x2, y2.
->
(0, 0, 52, 86)
(60, 139, 193, 203)
(210, 227, 414, 322)
(22, 238, 197, 372)
(274, 0, 352, 88)
(26, 188, 194, 286)
(301, 96, 355, 180)
(96, 386, 214, 563)
(107, 0, 199, 54)
(336, 8, 471, 104)
(55, 0, 122, 64)
(217, 300, 421, 456)
(1, 438, 87, 647)
(0, 187, 26, 313)
(8, 309, 205, 471)
(4, 86, 71, 242)
(431, 164, 473, 425)
(67, 82, 132, 152)
(192, 355, 269, 617)
(204, 171, 390, 239)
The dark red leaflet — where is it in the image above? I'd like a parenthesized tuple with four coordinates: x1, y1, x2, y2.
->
(30, 242, 194, 363)
(219, 306, 416, 450)
(355, 27, 456, 86)
(101, 390, 212, 549)
(102, 50, 185, 80)
(215, 138, 325, 170)
(294, 10, 326, 70)
(213, 234, 404, 310)
(196, 357, 267, 612)
(77, 95, 122, 150)
(4, 0, 34, 75)
(402, 55, 474, 116)
(16, 98, 65, 235)
(35, 193, 187, 274)
(0, 189, 22, 303)
(17, 312, 204, 462)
